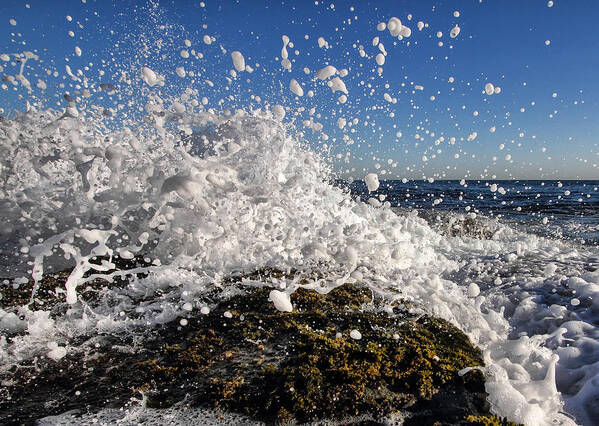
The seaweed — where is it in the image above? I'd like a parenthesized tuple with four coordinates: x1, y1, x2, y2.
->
(1, 270, 503, 425)
(136, 283, 488, 424)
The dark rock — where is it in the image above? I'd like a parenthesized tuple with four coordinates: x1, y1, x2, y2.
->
(0, 270, 517, 425)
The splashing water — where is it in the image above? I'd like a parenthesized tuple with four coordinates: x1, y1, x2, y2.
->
(4, 101, 598, 426)
(1, 2, 598, 425)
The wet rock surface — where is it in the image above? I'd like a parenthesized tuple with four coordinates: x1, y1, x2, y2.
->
(1, 271, 517, 425)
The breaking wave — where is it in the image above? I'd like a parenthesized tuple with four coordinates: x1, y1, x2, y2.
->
(0, 104, 598, 425)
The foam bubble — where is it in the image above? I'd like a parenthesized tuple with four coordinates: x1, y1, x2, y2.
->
(468, 283, 481, 298)
(315, 65, 337, 80)
(141, 66, 164, 87)
(327, 76, 348, 94)
(450, 25, 461, 38)
(47, 343, 67, 362)
(350, 330, 362, 340)
(364, 173, 380, 192)
(387, 17, 402, 37)
(231, 51, 245, 72)
(272, 104, 285, 121)
(289, 78, 304, 96)
(269, 290, 293, 312)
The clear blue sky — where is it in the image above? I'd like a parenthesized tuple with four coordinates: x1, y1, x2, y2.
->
(1, 0, 598, 179)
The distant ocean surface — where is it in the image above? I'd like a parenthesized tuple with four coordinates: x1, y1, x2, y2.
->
(340, 180, 599, 246)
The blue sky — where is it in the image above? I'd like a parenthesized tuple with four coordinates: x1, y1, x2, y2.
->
(1, 0, 598, 179)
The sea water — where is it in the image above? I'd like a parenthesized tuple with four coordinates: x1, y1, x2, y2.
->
(2, 108, 598, 425)
(0, 2, 598, 425)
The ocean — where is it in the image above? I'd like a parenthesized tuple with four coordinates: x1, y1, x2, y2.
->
(343, 179, 599, 246)
(2, 112, 597, 424)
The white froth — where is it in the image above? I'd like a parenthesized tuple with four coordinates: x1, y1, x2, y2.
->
(289, 78, 304, 96)
(141, 66, 164, 87)
(450, 25, 461, 38)
(327, 76, 348, 94)
(315, 65, 337, 80)
(0, 108, 597, 426)
(231, 51, 245, 72)
(0, 311, 25, 333)
(269, 290, 293, 312)
(364, 173, 380, 192)
(350, 330, 362, 340)
(387, 17, 402, 37)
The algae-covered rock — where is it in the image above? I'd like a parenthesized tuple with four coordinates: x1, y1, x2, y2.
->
(0, 272, 498, 425)
(134, 283, 490, 424)
(0, 255, 150, 312)
(466, 415, 520, 426)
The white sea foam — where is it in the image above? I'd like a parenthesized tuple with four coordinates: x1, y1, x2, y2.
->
(289, 78, 303, 96)
(1, 104, 598, 425)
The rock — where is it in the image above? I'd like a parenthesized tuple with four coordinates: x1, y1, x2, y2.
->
(0, 270, 515, 425)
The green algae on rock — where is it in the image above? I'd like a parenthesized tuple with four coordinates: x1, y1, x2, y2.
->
(1, 271, 497, 425)
(0, 255, 151, 312)
(466, 415, 520, 426)
(135, 282, 490, 424)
